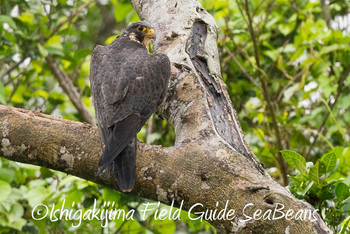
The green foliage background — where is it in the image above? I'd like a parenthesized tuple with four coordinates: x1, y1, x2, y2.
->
(0, 0, 349, 233)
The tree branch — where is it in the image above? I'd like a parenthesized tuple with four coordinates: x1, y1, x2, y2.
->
(45, 56, 96, 125)
(320, 0, 331, 28)
(242, 0, 288, 185)
(226, 48, 261, 89)
(49, 0, 95, 38)
(307, 64, 350, 156)
(43, 0, 96, 125)
(0, 57, 26, 83)
(0, 104, 331, 233)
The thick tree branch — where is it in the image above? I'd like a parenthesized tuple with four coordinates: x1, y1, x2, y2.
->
(0, 105, 331, 233)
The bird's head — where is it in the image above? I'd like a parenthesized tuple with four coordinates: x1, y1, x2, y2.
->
(122, 21, 156, 51)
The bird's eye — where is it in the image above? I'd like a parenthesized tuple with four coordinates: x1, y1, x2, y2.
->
(137, 26, 144, 31)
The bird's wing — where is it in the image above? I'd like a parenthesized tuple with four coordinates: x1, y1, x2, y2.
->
(90, 43, 133, 146)
(101, 62, 130, 105)
(149, 53, 171, 106)
(90, 45, 109, 146)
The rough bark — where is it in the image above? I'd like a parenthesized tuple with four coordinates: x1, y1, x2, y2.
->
(0, 0, 333, 233)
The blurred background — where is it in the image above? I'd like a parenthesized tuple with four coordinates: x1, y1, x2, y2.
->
(0, 0, 349, 233)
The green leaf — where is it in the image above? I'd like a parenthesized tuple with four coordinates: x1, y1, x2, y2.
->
(318, 75, 337, 98)
(9, 218, 26, 231)
(0, 180, 11, 202)
(114, 2, 134, 22)
(102, 187, 121, 201)
(0, 15, 17, 29)
(58, 175, 79, 189)
(18, 12, 34, 25)
(289, 175, 304, 187)
(202, 0, 215, 10)
(345, 112, 350, 124)
(0, 83, 7, 104)
(34, 90, 49, 99)
(45, 47, 64, 56)
(74, 48, 91, 60)
(39, 167, 54, 178)
(105, 35, 118, 45)
(44, 35, 64, 56)
(298, 181, 314, 196)
(335, 183, 349, 202)
(65, 190, 83, 207)
(45, 35, 60, 46)
(253, 128, 264, 141)
(340, 219, 350, 234)
(265, 49, 279, 61)
(320, 184, 336, 200)
(320, 151, 337, 175)
(9, 203, 24, 224)
(281, 150, 307, 175)
(320, 44, 339, 55)
(37, 44, 48, 57)
(283, 83, 299, 102)
(339, 95, 350, 110)
(25, 186, 48, 207)
(290, 47, 304, 61)
(278, 24, 293, 36)
(309, 161, 325, 187)
(0, 168, 16, 183)
(32, 219, 47, 234)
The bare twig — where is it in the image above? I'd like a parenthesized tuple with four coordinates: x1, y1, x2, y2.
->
(7, 74, 24, 103)
(221, 8, 260, 89)
(146, 115, 154, 144)
(320, 0, 331, 28)
(235, 0, 249, 27)
(43, 0, 96, 124)
(243, 0, 288, 185)
(46, 56, 96, 124)
(266, 39, 290, 79)
(49, 0, 94, 38)
(0, 58, 26, 82)
(231, 39, 256, 73)
(226, 50, 261, 89)
(276, 70, 303, 103)
(307, 64, 350, 156)
(290, 0, 301, 12)
(251, 0, 267, 18)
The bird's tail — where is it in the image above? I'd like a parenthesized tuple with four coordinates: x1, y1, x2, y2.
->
(112, 138, 137, 192)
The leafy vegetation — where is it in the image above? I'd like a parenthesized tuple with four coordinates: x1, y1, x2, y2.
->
(281, 148, 350, 233)
(0, 0, 349, 232)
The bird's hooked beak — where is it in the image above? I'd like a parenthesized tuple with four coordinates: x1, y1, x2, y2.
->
(143, 28, 156, 52)
(145, 28, 156, 40)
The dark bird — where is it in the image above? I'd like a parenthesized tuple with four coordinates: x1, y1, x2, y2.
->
(89, 21, 171, 192)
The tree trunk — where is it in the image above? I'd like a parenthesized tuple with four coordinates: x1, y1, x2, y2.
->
(0, 0, 332, 233)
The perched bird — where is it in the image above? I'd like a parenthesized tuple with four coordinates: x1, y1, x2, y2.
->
(89, 21, 171, 192)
